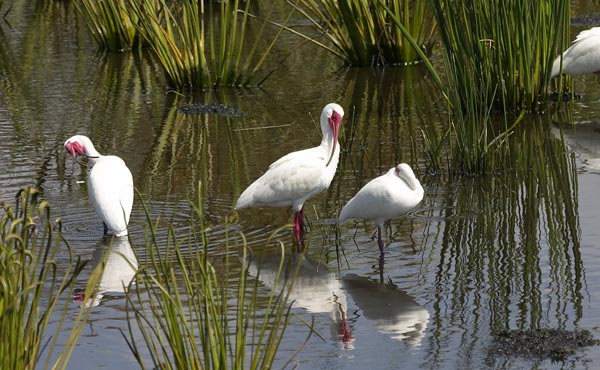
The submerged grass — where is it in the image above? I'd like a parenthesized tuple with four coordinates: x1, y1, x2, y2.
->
(123, 184, 302, 369)
(0, 188, 98, 370)
(286, 0, 437, 66)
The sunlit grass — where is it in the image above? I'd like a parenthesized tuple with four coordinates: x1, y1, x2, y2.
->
(122, 185, 303, 369)
(285, 0, 436, 66)
(0, 188, 99, 370)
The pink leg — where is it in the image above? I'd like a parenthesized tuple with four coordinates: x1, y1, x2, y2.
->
(293, 208, 306, 240)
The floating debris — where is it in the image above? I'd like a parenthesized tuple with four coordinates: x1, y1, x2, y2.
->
(177, 103, 243, 117)
(570, 14, 600, 27)
(490, 328, 600, 361)
(548, 92, 581, 102)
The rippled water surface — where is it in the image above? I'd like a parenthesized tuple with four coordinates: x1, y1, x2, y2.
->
(3, 2, 600, 370)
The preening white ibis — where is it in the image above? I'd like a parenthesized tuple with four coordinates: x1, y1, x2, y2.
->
(339, 163, 424, 255)
(64, 135, 133, 237)
(552, 27, 600, 78)
(235, 103, 345, 240)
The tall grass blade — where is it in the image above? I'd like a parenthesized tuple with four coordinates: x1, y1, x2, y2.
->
(0, 188, 98, 370)
(123, 187, 300, 369)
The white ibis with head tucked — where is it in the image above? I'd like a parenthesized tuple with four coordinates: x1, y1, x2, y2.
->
(552, 27, 600, 78)
(339, 163, 423, 255)
(64, 135, 133, 237)
(235, 103, 344, 240)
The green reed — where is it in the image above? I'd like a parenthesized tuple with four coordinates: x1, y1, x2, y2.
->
(415, 0, 570, 174)
(123, 185, 300, 370)
(75, 0, 144, 51)
(429, 0, 569, 112)
(0, 188, 98, 370)
(125, 0, 286, 89)
(286, 0, 436, 66)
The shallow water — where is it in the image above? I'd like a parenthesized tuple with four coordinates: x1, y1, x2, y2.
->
(3, 2, 600, 370)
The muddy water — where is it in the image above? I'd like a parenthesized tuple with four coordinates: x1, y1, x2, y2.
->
(2, 2, 600, 370)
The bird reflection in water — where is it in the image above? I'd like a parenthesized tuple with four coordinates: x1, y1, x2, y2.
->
(342, 274, 429, 347)
(74, 236, 138, 307)
(245, 251, 355, 349)
(551, 121, 600, 172)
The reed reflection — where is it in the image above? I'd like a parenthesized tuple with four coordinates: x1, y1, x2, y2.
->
(423, 119, 584, 367)
(552, 120, 600, 172)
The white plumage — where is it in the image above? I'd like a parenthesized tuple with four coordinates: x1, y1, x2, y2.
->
(235, 103, 344, 239)
(339, 163, 424, 254)
(65, 135, 133, 237)
(551, 27, 600, 78)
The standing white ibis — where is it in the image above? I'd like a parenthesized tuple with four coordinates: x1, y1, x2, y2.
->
(339, 163, 424, 255)
(64, 135, 133, 237)
(552, 27, 600, 78)
(235, 103, 344, 240)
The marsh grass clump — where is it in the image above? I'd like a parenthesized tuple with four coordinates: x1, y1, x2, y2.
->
(123, 188, 301, 370)
(0, 188, 99, 370)
(417, 0, 570, 175)
(75, 0, 144, 51)
(430, 0, 570, 112)
(287, 0, 436, 66)
(125, 0, 287, 89)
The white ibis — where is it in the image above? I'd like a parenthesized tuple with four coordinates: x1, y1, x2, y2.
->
(551, 27, 600, 78)
(64, 135, 133, 237)
(235, 103, 344, 240)
(339, 163, 424, 255)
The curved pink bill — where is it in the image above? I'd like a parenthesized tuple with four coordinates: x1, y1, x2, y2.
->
(65, 141, 84, 157)
(65, 142, 75, 156)
(326, 113, 342, 167)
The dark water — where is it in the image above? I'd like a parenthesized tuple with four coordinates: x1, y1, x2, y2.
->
(2, 2, 600, 369)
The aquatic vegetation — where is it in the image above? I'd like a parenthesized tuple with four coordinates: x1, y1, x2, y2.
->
(424, 120, 584, 361)
(123, 187, 302, 369)
(416, 0, 570, 174)
(286, 0, 437, 66)
(125, 0, 287, 89)
(429, 0, 570, 112)
(75, 0, 144, 51)
(0, 188, 98, 370)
